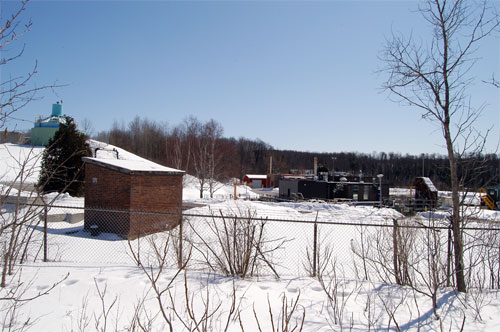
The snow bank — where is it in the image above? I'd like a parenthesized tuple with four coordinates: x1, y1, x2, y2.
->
(419, 207, 500, 222)
(185, 199, 403, 224)
(0, 143, 44, 184)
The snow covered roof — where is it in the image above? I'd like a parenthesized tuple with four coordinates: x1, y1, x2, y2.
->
(84, 140, 184, 175)
(421, 177, 438, 192)
(245, 174, 267, 180)
(34, 115, 66, 128)
(83, 157, 184, 174)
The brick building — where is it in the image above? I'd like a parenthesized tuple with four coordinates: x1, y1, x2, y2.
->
(83, 157, 184, 239)
(243, 174, 272, 188)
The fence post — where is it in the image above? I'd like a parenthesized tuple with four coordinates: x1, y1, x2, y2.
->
(446, 222, 452, 287)
(392, 218, 401, 285)
(178, 216, 183, 269)
(313, 211, 319, 278)
(43, 205, 48, 262)
(137, 233, 141, 266)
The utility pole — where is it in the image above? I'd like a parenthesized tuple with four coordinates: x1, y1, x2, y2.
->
(422, 153, 425, 177)
(377, 174, 384, 207)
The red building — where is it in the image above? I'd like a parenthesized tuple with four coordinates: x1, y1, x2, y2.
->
(83, 157, 184, 239)
(243, 174, 271, 188)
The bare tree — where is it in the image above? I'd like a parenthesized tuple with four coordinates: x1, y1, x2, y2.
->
(0, 2, 75, 328)
(81, 118, 94, 138)
(0, 0, 70, 288)
(253, 292, 305, 332)
(128, 232, 189, 332)
(483, 73, 500, 88)
(0, 147, 43, 287)
(204, 120, 224, 198)
(191, 119, 224, 199)
(189, 119, 207, 198)
(183, 116, 201, 175)
(0, 0, 59, 130)
(168, 125, 185, 170)
(318, 259, 358, 330)
(188, 207, 282, 278)
(0, 271, 68, 332)
(381, 0, 499, 292)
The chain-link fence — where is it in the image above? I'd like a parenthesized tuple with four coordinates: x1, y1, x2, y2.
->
(2, 202, 500, 289)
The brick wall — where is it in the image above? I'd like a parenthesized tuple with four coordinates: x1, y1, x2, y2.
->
(84, 163, 132, 236)
(84, 162, 183, 239)
(85, 163, 131, 209)
(130, 174, 182, 212)
(129, 174, 183, 238)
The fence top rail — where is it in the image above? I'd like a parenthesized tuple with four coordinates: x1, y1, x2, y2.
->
(181, 212, 500, 231)
(13, 202, 500, 232)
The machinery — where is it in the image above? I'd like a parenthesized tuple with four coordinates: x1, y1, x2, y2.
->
(480, 187, 500, 210)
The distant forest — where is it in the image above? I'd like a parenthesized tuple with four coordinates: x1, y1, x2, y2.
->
(94, 117, 500, 190)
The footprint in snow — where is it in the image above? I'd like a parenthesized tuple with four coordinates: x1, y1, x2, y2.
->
(124, 273, 137, 279)
(287, 287, 299, 293)
(310, 286, 322, 292)
(64, 279, 79, 286)
(259, 285, 269, 290)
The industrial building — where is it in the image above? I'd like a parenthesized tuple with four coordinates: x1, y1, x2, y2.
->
(414, 177, 439, 209)
(243, 174, 272, 188)
(0, 130, 26, 144)
(279, 172, 389, 203)
(30, 102, 66, 146)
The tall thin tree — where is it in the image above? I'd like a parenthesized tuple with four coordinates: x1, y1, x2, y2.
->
(381, 0, 499, 292)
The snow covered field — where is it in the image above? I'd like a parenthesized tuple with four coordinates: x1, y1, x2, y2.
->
(11, 263, 500, 332)
(2, 143, 500, 331)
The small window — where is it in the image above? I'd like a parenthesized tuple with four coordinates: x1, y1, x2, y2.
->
(364, 185, 370, 200)
(92, 177, 98, 184)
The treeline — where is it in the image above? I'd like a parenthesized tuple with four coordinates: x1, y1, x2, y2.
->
(94, 117, 499, 190)
(271, 150, 499, 190)
(94, 117, 270, 197)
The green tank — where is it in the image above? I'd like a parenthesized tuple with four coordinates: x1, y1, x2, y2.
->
(51, 103, 62, 116)
(30, 103, 65, 146)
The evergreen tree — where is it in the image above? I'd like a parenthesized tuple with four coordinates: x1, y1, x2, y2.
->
(38, 116, 91, 196)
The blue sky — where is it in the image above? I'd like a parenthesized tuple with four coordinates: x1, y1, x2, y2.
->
(2, 0, 499, 155)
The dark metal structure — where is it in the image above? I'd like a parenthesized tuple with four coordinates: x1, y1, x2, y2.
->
(279, 176, 389, 202)
(414, 177, 439, 210)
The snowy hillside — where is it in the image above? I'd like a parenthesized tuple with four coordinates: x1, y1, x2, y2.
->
(0, 143, 44, 185)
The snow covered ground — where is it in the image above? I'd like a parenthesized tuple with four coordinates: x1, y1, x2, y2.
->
(390, 186, 484, 206)
(11, 263, 500, 332)
(0, 143, 44, 186)
(1, 142, 500, 331)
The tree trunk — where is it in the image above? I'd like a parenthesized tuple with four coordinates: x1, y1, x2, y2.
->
(444, 125, 466, 292)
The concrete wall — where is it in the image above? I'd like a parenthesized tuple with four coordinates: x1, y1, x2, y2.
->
(31, 126, 58, 146)
(0, 131, 26, 144)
